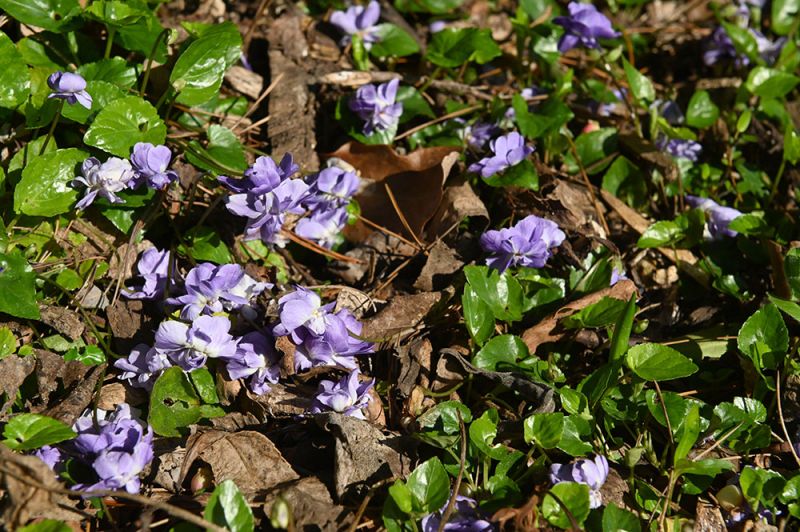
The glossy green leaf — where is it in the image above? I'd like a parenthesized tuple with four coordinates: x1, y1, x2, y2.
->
(563, 296, 628, 329)
(395, 0, 464, 14)
(462, 284, 494, 346)
(474, 334, 529, 370)
(178, 226, 232, 265)
(149, 366, 225, 437)
(18, 519, 72, 532)
(772, 0, 800, 35)
(637, 220, 683, 248)
(84, 96, 166, 157)
(622, 58, 655, 103)
(0, 251, 40, 320)
(609, 295, 637, 361)
(626, 343, 698, 381)
(426, 28, 501, 67)
(542, 482, 590, 529)
(406, 457, 450, 514)
(14, 148, 86, 217)
(85, 0, 147, 28)
(722, 22, 760, 64)
(63, 345, 106, 366)
(483, 159, 538, 190)
(686, 91, 719, 129)
(204, 480, 255, 532)
(0, 0, 80, 32)
(523, 412, 564, 448)
(78, 57, 139, 88)
(61, 80, 126, 124)
(370, 23, 420, 58)
(738, 303, 788, 372)
(602, 503, 641, 532)
(0, 31, 30, 109)
(2, 413, 75, 451)
(463, 265, 524, 322)
(185, 124, 248, 174)
(745, 67, 800, 98)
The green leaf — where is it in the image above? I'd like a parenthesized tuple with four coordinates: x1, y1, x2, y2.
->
(61, 80, 126, 124)
(557, 415, 593, 456)
(426, 28, 501, 68)
(513, 95, 573, 139)
(178, 226, 232, 264)
(542, 482, 590, 529)
(674, 405, 700, 463)
(722, 22, 760, 64)
(63, 345, 106, 366)
(406, 457, 450, 514)
(637, 220, 683, 248)
(388, 480, 414, 514)
(772, 0, 800, 35)
(727, 213, 769, 236)
(84, 96, 166, 157)
(18, 519, 73, 532)
(0, 31, 30, 109)
(0, 250, 40, 320)
(602, 156, 647, 208)
(0, 0, 80, 32)
(674, 457, 734, 477)
(370, 24, 420, 58)
(170, 22, 242, 106)
(566, 128, 618, 175)
(85, 0, 147, 28)
(474, 334, 529, 370)
(745, 67, 800, 99)
(117, 10, 168, 61)
(397, 86, 435, 123)
(622, 58, 655, 103)
(462, 285, 494, 346)
(469, 410, 504, 459)
(738, 303, 788, 372)
(523, 412, 564, 449)
(78, 57, 139, 89)
(0, 327, 16, 359)
(148, 367, 225, 437)
(190, 368, 220, 405)
(686, 91, 719, 129)
(483, 158, 538, 190)
(609, 295, 637, 361)
(2, 413, 75, 451)
(417, 400, 472, 435)
(463, 265, 524, 323)
(204, 480, 255, 532)
(739, 466, 786, 511)
(626, 343, 698, 381)
(602, 503, 642, 532)
(185, 124, 248, 174)
(394, 0, 464, 14)
(785, 248, 800, 300)
(14, 148, 86, 218)
(769, 295, 800, 323)
(562, 296, 628, 329)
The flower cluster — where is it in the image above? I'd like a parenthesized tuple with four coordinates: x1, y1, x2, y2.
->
(686, 195, 742, 240)
(220, 155, 361, 250)
(72, 143, 178, 210)
(658, 137, 703, 162)
(330, 1, 381, 48)
(421, 495, 494, 531)
(48, 71, 92, 109)
(467, 131, 533, 179)
(480, 215, 565, 273)
(704, 26, 785, 67)
(309, 370, 374, 419)
(36, 404, 154, 494)
(550, 455, 609, 509)
(554, 2, 620, 53)
(350, 78, 403, 135)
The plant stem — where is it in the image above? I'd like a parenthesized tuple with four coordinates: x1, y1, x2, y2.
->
(104, 27, 116, 59)
(39, 100, 64, 155)
(140, 28, 170, 97)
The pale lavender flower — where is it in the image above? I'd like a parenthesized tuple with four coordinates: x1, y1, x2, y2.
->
(167, 263, 269, 320)
(272, 287, 335, 342)
(293, 308, 373, 371)
(330, 1, 381, 47)
(123, 248, 174, 300)
(129, 143, 178, 190)
(550, 455, 609, 509)
(72, 157, 134, 210)
(468, 132, 533, 179)
(308, 370, 374, 419)
(35, 446, 65, 472)
(154, 315, 238, 371)
(480, 215, 565, 273)
(114, 344, 172, 391)
(350, 78, 403, 135)
(686, 195, 742, 239)
(219, 154, 298, 195)
(295, 207, 349, 249)
(610, 266, 628, 286)
(421, 495, 494, 532)
(429, 20, 448, 33)
(47, 71, 92, 109)
(464, 121, 502, 150)
(658, 137, 702, 162)
(554, 2, 620, 52)
(225, 179, 310, 247)
(225, 331, 280, 395)
(304, 167, 361, 210)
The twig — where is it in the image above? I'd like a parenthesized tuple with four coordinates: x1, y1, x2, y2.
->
(653, 381, 674, 448)
(0, 462, 225, 532)
(395, 104, 482, 141)
(383, 183, 425, 250)
(230, 72, 284, 131)
(777, 370, 800, 468)
(242, 0, 272, 53)
(438, 411, 467, 532)
(282, 230, 365, 264)
(565, 135, 611, 235)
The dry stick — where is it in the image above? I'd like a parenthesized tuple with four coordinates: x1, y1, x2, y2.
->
(438, 411, 468, 532)
(358, 214, 421, 249)
(395, 104, 482, 141)
(347, 477, 397, 532)
(242, 0, 272, 53)
(565, 135, 611, 235)
(283, 230, 365, 264)
(693, 422, 746, 461)
(653, 381, 675, 447)
(0, 463, 226, 532)
(383, 183, 426, 251)
(776, 370, 800, 468)
(230, 72, 285, 131)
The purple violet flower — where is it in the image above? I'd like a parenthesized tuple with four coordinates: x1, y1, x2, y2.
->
(225, 331, 280, 395)
(166, 263, 270, 320)
(47, 71, 92, 109)
(554, 2, 620, 53)
(123, 248, 174, 300)
(293, 308, 373, 371)
(295, 207, 349, 249)
(704, 26, 785, 67)
(219, 154, 299, 195)
(686, 195, 742, 239)
(480, 215, 565, 273)
(72, 157, 134, 210)
(550, 455, 609, 509)
(330, 1, 381, 47)
(610, 266, 628, 286)
(349, 78, 403, 135)
(467, 131, 533, 179)
(35, 445, 65, 472)
(653, 100, 685, 126)
(114, 344, 172, 391)
(272, 287, 336, 342)
(464, 121, 502, 150)
(129, 143, 178, 190)
(303, 167, 361, 210)
(154, 315, 238, 371)
(421, 495, 494, 532)
(658, 137, 703, 162)
(308, 370, 374, 419)
(225, 179, 310, 247)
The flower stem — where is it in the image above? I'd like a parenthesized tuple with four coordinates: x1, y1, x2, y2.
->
(39, 99, 64, 155)
(140, 28, 171, 97)
(104, 27, 116, 59)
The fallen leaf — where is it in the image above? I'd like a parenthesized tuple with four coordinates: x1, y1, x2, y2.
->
(424, 176, 488, 240)
(0, 355, 36, 420)
(413, 241, 464, 292)
(361, 291, 445, 341)
(38, 305, 84, 341)
(262, 477, 352, 530)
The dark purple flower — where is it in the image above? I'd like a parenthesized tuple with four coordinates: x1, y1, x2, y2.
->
(123, 248, 174, 300)
(658, 137, 702, 162)
(225, 179, 310, 247)
(653, 100, 684, 126)
(554, 2, 620, 52)
(304, 167, 361, 210)
(550, 455, 609, 509)
(272, 287, 336, 342)
(225, 331, 280, 395)
(129, 143, 178, 190)
(219, 154, 299, 195)
(462, 121, 502, 150)
(72, 157, 134, 210)
(480, 215, 565, 273)
(114, 344, 172, 391)
(47, 71, 92, 109)
(704, 26, 785, 67)
(686, 195, 742, 239)
(308, 370, 374, 419)
(467, 132, 533, 179)
(350, 78, 403, 135)
(295, 207, 349, 249)
(421, 495, 494, 532)
(154, 315, 238, 371)
(330, 1, 381, 47)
